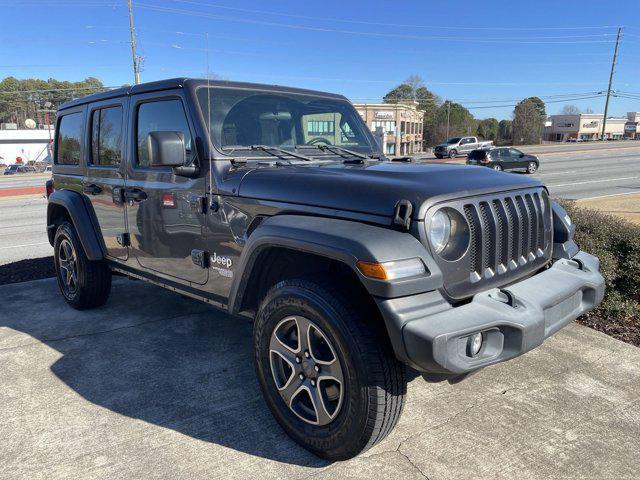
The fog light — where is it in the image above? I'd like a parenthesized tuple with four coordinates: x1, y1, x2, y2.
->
(467, 332, 484, 357)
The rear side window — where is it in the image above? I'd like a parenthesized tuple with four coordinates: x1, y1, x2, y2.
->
(55, 112, 83, 165)
(91, 106, 123, 166)
(136, 99, 193, 167)
(468, 150, 486, 160)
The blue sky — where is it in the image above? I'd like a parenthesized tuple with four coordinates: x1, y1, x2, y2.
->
(1, 0, 639, 119)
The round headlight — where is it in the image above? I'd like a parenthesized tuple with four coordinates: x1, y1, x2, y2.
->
(429, 209, 451, 254)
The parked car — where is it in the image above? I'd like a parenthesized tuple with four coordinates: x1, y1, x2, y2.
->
(434, 136, 493, 159)
(466, 147, 539, 173)
(46, 78, 604, 461)
(3, 164, 36, 175)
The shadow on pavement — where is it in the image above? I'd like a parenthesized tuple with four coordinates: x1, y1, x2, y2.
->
(0, 277, 330, 468)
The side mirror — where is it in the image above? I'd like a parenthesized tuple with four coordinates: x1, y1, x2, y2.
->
(148, 131, 186, 167)
(519, 153, 525, 158)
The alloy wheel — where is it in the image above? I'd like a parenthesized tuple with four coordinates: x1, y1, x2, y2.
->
(528, 162, 537, 173)
(58, 238, 78, 297)
(269, 316, 344, 426)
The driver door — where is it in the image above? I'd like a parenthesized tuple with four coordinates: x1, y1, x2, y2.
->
(125, 91, 208, 285)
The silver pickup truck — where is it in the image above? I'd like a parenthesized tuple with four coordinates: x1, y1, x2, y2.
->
(434, 136, 493, 159)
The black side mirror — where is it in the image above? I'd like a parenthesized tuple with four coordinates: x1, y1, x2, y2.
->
(519, 153, 525, 158)
(148, 131, 186, 167)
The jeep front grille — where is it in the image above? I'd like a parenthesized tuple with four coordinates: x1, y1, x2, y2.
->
(426, 187, 552, 299)
(464, 191, 548, 283)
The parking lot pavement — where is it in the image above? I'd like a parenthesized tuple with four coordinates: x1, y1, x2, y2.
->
(1, 277, 639, 480)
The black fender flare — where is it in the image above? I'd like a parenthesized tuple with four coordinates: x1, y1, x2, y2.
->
(47, 189, 105, 261)
(228, 215, 443, 314)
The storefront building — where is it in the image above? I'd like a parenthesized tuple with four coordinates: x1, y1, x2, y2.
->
(353, 102, 424, 156)
(543, 113, 632, 141)
(625, 112, 639, 140)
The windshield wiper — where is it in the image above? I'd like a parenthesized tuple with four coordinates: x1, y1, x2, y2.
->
(297, 144, 385, 163)
(250, 145, 314, 162)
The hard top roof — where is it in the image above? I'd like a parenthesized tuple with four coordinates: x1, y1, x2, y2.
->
(59, 78, 347, 110)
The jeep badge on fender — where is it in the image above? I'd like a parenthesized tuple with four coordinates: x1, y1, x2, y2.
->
(46, 78, 605, 461)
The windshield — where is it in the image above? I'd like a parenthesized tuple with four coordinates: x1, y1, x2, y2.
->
(7, 165, 18, 171)
(196, 87, 376, 156)
(446, 137, 462, 144)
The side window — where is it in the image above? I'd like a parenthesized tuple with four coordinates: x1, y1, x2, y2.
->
(55, 112, 83, 165)
(136, 99, 193, 167)
(90, 106, 123, 166)
(509, 148, 522, 157)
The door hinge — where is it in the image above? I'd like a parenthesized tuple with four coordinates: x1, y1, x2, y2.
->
(116, 232, 130, 247)
(392, 199, 413, 231)
(190, 195, 207, 214)
(191, 249, 209, 268)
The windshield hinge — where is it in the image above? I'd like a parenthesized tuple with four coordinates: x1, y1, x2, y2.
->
(392, 200, 413, 230)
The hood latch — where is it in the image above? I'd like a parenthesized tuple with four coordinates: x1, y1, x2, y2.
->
(393, 200, 413, 230)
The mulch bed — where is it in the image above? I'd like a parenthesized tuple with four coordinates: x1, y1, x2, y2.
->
(578, 314, 640, 348)
(0, 257, 55, 286)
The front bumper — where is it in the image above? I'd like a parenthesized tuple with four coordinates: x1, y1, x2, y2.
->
(379, 251, 605, 375)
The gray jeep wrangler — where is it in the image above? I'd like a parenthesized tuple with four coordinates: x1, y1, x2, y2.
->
(46, 78, 605, 460)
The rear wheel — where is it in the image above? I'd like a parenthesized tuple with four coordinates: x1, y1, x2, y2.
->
(448, 149, 457, 158)
(493, 164, 503, 171)
(254, 278, 406, 460)
(54, 222, 112, 310)
(527, 161, 538, 174)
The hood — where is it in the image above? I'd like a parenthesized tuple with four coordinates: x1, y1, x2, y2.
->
(237, 161, 543, 218)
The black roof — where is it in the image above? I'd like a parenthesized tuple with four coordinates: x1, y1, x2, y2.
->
(59, 77, 346, 110)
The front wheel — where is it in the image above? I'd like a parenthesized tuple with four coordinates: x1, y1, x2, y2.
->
(448, 149, 457, 158)
(493, 164, 503, 171)
(527, 161, 538, 174)
(254, 279, 406, 460)
(54, 222, 112, 310)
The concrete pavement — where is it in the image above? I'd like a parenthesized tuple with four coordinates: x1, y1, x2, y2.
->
(1, 277, 639, 479)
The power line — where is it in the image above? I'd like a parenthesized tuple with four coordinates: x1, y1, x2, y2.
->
(135, 3, 620, 44)
(165, 0, 621, 32)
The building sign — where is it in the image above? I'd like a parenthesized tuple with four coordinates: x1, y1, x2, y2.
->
(582, 120, 599, 128)
(624, 123, 638, 132)
(374, 111, 394, 119)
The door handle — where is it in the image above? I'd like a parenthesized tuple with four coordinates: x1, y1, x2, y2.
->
(82, 184, 102, 195)
(124, 188, 147, 202)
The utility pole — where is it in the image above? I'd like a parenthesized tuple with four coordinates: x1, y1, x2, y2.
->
(445, 101, 451, 139)
(601, 27, 621, 140)
(127, 0, 140, 84)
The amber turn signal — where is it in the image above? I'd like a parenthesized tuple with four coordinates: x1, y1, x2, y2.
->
(356, 261, 388, 280)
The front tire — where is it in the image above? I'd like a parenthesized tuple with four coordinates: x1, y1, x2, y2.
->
(254, 279, 406, 460)
(54, 222, 112, 310)
(448, 149, 457, 158)
(435, 154, 443, 159)
(527, 161, 538, 174)
(493, 164, 503, 171)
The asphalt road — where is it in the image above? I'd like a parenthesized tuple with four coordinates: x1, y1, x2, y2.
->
(531, 145, 640, 199)
(1, 277, 639, 479)
(0, 144, 638, 265)
(0, 196, 51, 265)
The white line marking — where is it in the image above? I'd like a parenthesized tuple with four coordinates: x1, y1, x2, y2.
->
(0, 242, 51, 250)
(548, 176, 639, 188)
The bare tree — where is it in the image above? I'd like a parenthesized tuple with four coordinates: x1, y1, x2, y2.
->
(560, 105, 581, 115)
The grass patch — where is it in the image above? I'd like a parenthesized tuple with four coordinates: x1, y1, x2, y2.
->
(561, 200, 640, 346)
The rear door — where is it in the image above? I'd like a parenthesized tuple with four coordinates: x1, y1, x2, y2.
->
(83, 99, 128, 260)
(459, 137, 475, 153)
(125, 91, 208, 285)
(509, 148, 528, 168)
